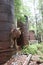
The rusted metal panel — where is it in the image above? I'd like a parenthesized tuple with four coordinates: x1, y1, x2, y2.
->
(29, 31, 35, 40)
(17, 22, 29, 46)
(0, 0, 14, 64)
(0, 41, 10, 50)
(0, 22, 12, 30)
(0, 13, 8, 21)
(0, 51, 12, 64)
(0, 31, 10, 41)
(22, 25, 29, 45)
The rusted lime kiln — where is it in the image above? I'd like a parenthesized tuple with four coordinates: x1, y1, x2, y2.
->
(0, 0, 16, 64)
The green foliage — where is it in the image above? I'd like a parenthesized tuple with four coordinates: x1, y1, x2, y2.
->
(22, 5, 31, 16)
(14, 0, 26, 23)
(39, 56, 43, 60)
(22, 43, 43, 55)
(22, 44, 37, 55)
(36, 44, 43, 49)
(14, 0, 23, 19)
(14, 0, 31, 23)
(14, 0, 43, 34)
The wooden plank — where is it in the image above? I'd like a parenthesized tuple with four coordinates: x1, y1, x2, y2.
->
(23, 54, 32, 65)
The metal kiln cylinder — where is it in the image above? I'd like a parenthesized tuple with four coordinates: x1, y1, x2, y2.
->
(0, 0, 15, 64)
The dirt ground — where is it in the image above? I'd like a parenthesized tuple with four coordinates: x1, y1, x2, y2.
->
(4, 54, 43, 65)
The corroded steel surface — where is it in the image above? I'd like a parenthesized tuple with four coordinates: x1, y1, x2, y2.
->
(17, 22, 29, 46)
(0, 0, 15, 64)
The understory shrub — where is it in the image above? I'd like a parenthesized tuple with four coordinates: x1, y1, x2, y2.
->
(22, 43, 43, 55)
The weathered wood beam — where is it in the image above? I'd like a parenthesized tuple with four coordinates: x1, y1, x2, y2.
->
(23, 54, 32, 65)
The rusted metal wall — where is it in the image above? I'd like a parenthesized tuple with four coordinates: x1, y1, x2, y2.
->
(17, 22, 29, 46)
(29, 31, 36, 40)
(0, 0, 15, 64)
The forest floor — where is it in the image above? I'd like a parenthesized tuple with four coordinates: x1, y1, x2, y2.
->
(4, 42, 43, 65)
(4, 54, 43, 65)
